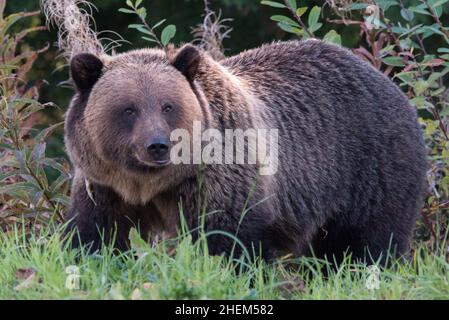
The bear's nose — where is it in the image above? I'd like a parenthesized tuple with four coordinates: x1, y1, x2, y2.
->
(146, 138, 169, 160)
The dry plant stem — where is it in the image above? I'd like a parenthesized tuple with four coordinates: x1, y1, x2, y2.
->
(40, 0, 104, 59)
(326, 19, 361, 25)
(192, 0, 232, 60)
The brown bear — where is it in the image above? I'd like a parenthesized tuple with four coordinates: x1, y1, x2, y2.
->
(65, 40, 427, 263)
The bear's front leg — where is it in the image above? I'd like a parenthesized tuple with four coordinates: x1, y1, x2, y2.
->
(65, 176, 150, 252)
(179, 175, 280, 261)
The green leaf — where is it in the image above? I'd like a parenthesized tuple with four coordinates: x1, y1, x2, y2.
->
(376, 0, 398, 11)
(440, 105, 449, 117)
(136, 27, 155, 36)
(308, 6, 321, 28)
(31, 142, 46, 161)
(152, 19, 167, 29)
(38, 158, 67, 175)
(260, 1, 286, 8)
(142, 36, 159, 43)
(348, 3, 369, 10)
(50, 194, 70, 207)
(161, 24, 176, 46)
(434, 5, 443, 18)
(50, 174, 70, 193)
(398, 24, 423, 39)
(296, 7, 307, 17)
(0, 182, 37, 195)
(34, 122, 64, 143)
(323, 30, 341, 45)
(126, 0, 133, 7)
(118, 8, 134, 14)
(277, 22, 303, 35)
(270, 15, 299, 27)
(414, 80, 429, 95)
(135, 0, 143, 7)
(287, 0, 297, 11)
(137, 7, 147, 19)
(379, 44, 396, 55)
(428, 72, 443, 85)
(391, 26, 409, 34)
(400, 8, 414, 21)
(424, 26, 446, 38)
(394, 71, 415, 84)
(409, 6, 430, 16)
(411, 96, 427, 109)
(432, 0, 449, 8)
(128, 24, 144, 29)
(382, 56, 405, 67)
(309, 23, 322, 33)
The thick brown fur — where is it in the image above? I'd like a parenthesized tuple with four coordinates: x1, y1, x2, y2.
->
(65, 40, 427, 263)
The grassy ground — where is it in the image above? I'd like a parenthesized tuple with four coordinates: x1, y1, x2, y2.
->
(0, 225, 448, 300)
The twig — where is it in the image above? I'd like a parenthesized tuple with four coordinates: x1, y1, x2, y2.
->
(134, 8, 164, 48)
(283, 0, 314, 38)
(422, 0, 449, 39)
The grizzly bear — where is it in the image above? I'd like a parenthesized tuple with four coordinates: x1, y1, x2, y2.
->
(65, 39, 427, 263)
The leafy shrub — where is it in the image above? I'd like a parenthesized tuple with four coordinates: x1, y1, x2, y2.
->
(119, 0, 176, 47)
(0, 1, 70, 232)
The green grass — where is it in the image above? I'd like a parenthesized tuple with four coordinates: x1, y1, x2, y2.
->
(0, 225, 448, 300)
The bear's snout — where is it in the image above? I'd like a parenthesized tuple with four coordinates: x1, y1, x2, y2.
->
(146, 137, 170, 163)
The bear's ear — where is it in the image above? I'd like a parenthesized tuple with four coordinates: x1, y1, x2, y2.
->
(171, 44, 201, 82)
(70, 53, 104, 92)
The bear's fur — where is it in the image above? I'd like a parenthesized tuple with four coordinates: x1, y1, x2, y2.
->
(65, 40, 427, 262)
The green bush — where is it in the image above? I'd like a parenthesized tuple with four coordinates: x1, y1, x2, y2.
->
(0, 2, 70, 232)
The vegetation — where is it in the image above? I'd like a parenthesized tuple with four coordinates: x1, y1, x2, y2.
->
(0, 0, 448, 299)
(1, 226, 448, 299)
(0, 2, 69, 232)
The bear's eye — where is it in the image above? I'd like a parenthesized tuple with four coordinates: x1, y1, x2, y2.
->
(162, 104, 173, 114)
(124, 107, 136, 116)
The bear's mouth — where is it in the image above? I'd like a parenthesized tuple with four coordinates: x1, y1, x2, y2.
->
(152, 159, 171, 166)
(134, 153, 171, 168)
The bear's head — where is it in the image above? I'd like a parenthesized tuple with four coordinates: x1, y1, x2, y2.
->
(70, 45, 202, 171)
(67, 45, 206, 179)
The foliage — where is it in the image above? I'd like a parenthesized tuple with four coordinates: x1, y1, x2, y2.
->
(119, 0, 176, 47)
(262, 0, 340, 44)
(0, 1, 70, 232)
(1, 225, 448, 299)
(262, 0, 449, 245)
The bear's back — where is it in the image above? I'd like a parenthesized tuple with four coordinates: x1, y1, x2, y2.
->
(221, 40, 426, 226)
